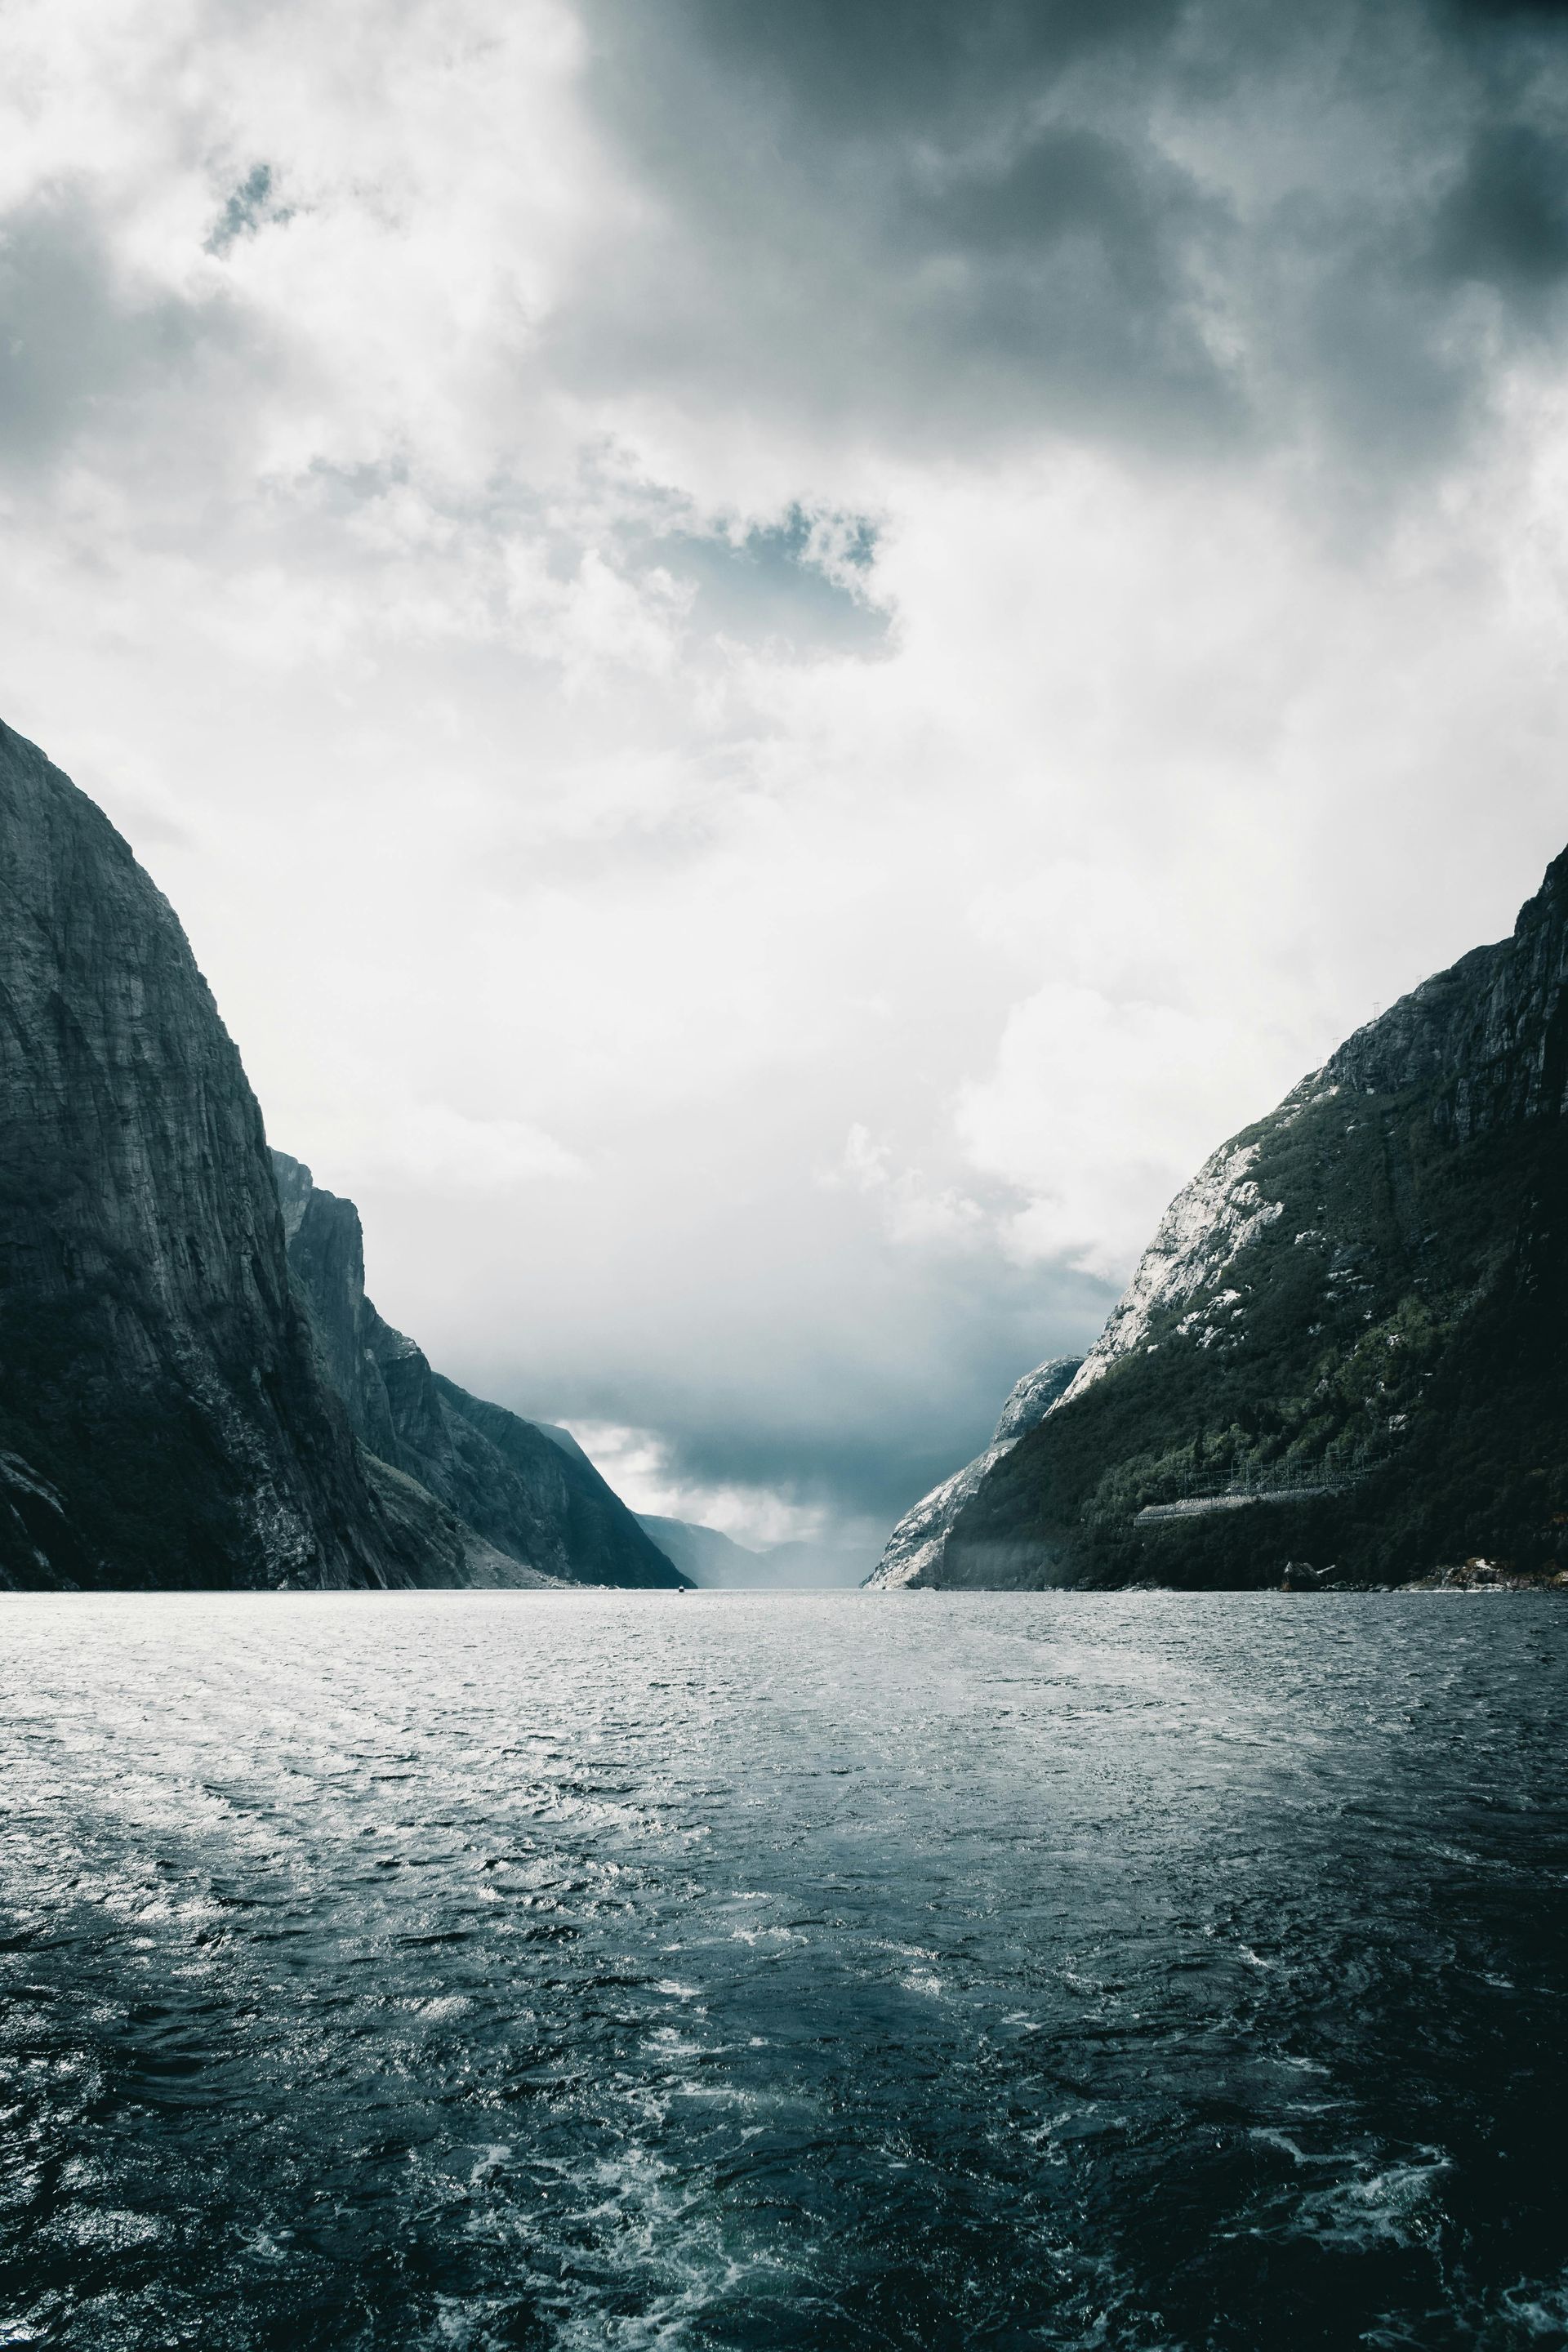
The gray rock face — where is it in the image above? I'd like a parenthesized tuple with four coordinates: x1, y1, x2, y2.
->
(274, 1155, 687, 1588)
(928, 844, 1568, 1590)
(866, 1356, 1083, 1588)
(0, 720, 421, 1590)
(993, 1356, 1088, 1446)
(359, 1452, 569, 1590)
(1321, 849, 1568, 1129)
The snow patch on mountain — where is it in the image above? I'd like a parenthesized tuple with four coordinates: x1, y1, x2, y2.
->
(1057, 1143, 1285, 1406)
(868, 1356, 1083, 1589)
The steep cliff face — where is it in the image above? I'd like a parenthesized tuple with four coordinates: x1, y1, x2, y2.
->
(0, 721, 423, 1591)
(867, 1356, 1082, 1588)
(274, 1154, 687, 1588)
(923, 846, 1568, 1590)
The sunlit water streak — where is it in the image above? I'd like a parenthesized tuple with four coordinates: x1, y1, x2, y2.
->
(1, 1591, 1565, 2350)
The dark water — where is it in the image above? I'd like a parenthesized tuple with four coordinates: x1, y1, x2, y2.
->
(2, 1592, 1566, 2352)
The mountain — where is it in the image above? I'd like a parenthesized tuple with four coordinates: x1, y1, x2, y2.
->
(0, 719, 434, 1591)
(908, 846, 1568, 1592)
(532, 1421, 596, 1468)
(274, 1156, 687, 1588)
(0, 715, 678, 1595)
(639, 1515, 880, 1588)
(756, 1535, 884, 1588)
(637, 1516, 766, 1585)
(867, 1356, 1083, 1588)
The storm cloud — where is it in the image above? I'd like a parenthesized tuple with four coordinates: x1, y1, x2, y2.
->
(570, 0, 1568, 470)
(3, 0, 1568, 1543)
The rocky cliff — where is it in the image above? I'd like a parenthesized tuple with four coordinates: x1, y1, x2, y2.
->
(914, 844, 1568, 1591)
(0, 720, 430, 1590)
(274, 1155, 687, 1588)
(867, 1356, 1082, 1588)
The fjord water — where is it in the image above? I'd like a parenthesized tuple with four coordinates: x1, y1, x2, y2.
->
(2, 1595, 1565, 2351)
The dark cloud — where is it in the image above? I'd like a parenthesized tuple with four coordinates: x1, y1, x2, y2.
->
(1443, 2, 1568, 24)
(492, 1242, 1116, 1526)
(932, 128, 1177, 266)
(572, 0, 1568, 475)
(21, 2, 1567, 505)
(1434, 121, 1568, 290)
(571, 0, 1236, 452)
(649, 0, 1186, 134)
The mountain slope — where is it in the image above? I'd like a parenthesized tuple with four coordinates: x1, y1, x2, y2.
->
(636, 1516, 765, 1586)
(0, 720, 427, 1591)
(751, 1535, 884, 1588)
(274, 1154, 687, 1588)
(635, 1517, 875, 1588)
(924, 846, 1568, 1591)
(867, 1356, 1082, 1588)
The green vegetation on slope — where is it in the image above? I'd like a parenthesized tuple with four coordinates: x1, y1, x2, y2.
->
(940, 862, 1568, 1591)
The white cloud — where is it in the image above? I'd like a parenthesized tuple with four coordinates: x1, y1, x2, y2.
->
(560, 1423, 830, 1548)
(955, 986, 1291, 1282)
(825, 1125, 987, 1251)
(4, 0, 1568, 1541)
(326, 1104, 586, 1196)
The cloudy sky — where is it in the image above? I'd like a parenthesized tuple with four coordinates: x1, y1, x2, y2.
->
(5, 0, 1568, 1553)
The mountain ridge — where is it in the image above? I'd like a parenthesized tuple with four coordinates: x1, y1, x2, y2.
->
(0, 719, 425, 1589)
(274, 1154, 687, 1589)
(0, 714, 681, 1593)
(867, 1356, 1082, 1588)
(639, 1516, 879, 1588)
(902, 844, 1568, 1591)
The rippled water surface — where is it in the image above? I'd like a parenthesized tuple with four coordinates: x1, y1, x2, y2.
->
(2, 1592, 1566, 2351)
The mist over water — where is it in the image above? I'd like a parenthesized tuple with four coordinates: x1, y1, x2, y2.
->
(3, 1591, 1566, 2350)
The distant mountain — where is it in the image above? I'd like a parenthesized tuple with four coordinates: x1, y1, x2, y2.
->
(532, 1421, 595, 1468)
(867, 1356, 1082, 1588)
(637, 1516, 765, 1585)
(639, 1515, 879, 1588)
(0, 719, 433, 1590)
(274, 1156, 688, 1589)
(912, 845, 1568, 1591)
(759, 1536, 883, 1589)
